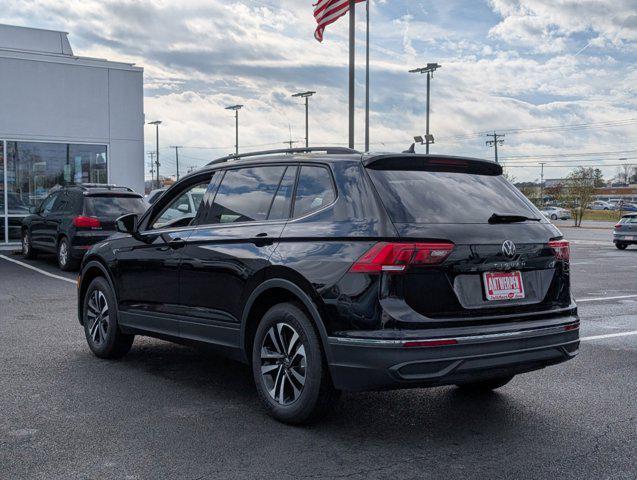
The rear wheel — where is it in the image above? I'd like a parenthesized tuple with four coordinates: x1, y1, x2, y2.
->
(550, 214, 558, 220)
(22, 229, 37, 259)
(57, 237, 79, 271)
(252, 302, 340, 424)
(83, 277, 134, 359)
(616, 242, 628, 250)
(455, 375, 514, 392)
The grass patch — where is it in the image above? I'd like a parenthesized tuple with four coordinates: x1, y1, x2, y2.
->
(581, 210, 624, 222)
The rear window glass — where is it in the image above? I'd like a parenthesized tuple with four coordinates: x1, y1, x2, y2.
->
(621, 216, 637, 224)
(85, 196, 146, 217)
(367, 169, 539, 224)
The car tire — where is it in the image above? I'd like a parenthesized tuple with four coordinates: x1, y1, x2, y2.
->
(455, 375, 514, 392)
(82, 277, 135, 359)
(616, 242, 628, 250)
(57, 237, 79, 271)
(550, 214, 558, 220)
(22, 229, 37, 259)
(252, 302, 340, 425)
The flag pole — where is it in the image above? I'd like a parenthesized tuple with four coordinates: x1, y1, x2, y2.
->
(348, 0, 355, 149)
(364, 0, 370, 152)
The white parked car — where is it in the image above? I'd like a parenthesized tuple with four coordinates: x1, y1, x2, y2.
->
(589, 200, 614, 210)
(540, 206, 571, 221)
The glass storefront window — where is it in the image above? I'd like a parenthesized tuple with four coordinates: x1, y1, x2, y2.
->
(1, 140, 107, 243)
(6, 141, 107, 212)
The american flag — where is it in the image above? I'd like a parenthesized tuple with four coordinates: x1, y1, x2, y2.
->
(313, 0, 366, 42)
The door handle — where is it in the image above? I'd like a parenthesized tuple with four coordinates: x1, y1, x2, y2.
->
(255, 232, 268, 238)
(167, 237, 186, 249)
(252, 232, 273, 246)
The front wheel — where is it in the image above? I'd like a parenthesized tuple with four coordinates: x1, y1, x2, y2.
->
(252, 302, 340, 424)
(455, 375, 514, 392)
(550, 214, 558, 220)
(83, 277, 134, 359)
(616, 242, 628, 250)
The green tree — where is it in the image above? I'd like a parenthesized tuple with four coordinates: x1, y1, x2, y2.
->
(564, 167, 597, 227)
(592, 168, 605, 188)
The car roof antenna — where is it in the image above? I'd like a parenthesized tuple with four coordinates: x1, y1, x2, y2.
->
(402, 143, 416, 154)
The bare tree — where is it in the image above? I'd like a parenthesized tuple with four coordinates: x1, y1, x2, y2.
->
(564, 167, 597, 227)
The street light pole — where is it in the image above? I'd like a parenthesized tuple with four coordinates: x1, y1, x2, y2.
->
(148, 120, 162, 188)
(171, 146, 182, 180)
(292, 91, 316, 148)
(409, 63, 441, 154)
(225, 105, 243, 156)
(539, 162, 546, 206)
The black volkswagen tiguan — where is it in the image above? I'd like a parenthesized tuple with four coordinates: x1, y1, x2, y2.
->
(22, 185, 147, 271)
(77, 148, 579, 424)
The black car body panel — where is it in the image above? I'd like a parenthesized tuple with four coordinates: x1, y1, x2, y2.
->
(78, 152, 579, 391)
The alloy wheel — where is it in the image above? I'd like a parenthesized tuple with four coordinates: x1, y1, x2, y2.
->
(86, 290, 109, 345)
(58, 241, 68, 267)
(260, 322, 307, 406)
(22, 232, 29, 255)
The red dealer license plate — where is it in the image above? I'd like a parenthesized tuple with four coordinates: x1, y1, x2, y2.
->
(483, 271, 525, 301)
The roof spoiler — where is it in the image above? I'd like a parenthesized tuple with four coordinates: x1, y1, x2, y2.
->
(363, 154, 503, 176)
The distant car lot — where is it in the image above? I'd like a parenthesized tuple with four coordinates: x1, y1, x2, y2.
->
(0, 225, 635, 479)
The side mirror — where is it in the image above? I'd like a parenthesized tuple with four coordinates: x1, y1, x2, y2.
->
(116, 213, 138, 234)
(29, 206, 38, 214)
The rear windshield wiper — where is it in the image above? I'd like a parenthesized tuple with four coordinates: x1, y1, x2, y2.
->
(489, 213, 541, 224)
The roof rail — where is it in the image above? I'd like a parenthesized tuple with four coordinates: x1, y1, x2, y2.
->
(207, 147, 360, 166)
(76, 183, 134, 192)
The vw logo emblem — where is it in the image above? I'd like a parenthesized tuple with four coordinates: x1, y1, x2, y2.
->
(502, 240, 516, 258)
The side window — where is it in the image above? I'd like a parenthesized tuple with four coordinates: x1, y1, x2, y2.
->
(40, 193, 59, 214)
(206, 166, 286, 225)
(268, 166, 298, 221)
(52, 193, 69, 213)
(293, 166, 336, 218)
(151, 181, 210, 229)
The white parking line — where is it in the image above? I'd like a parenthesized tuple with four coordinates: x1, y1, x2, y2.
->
(581, 331, 637, 341)
(0, 255, 76, 284)
(577, 294, 637, 303)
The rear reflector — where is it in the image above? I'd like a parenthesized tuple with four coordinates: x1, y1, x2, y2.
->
(548, 240, 570, 261)
(73, 216, 101, 228)
(350, 242, 454, 273)
(564, 323, 579, 331)
(403, 339, 458, 348)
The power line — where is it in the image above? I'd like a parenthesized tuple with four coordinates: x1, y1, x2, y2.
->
(486, 131, 505, 163)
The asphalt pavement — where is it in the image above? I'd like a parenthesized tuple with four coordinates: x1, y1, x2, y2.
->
(1, 227, 636, 480)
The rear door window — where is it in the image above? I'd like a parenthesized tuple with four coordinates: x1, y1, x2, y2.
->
(85, 196, 147, 217)
(293, 166, 336, 218)
(206, 166, 286, 224)
(367, 169, 539, 224)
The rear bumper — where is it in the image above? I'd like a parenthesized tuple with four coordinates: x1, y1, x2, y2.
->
(327, 318, 579, 391)
(70, 232, 112, 258)
(613, 234, 637, 244)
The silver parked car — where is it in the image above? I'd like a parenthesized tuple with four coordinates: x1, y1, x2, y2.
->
(590, 200, 614, 210)
(613, 214, 637, 250)
(540, 206, 571, 221)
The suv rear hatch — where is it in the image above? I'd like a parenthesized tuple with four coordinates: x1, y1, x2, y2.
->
(83, 194, 147, 231)
(365, 155, 572, 323)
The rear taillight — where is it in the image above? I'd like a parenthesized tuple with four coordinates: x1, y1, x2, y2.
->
(548, 240, 570, 261)
(350, 242, 454, 273)
(73, 216, 101, 228)
(614, 224, 622, 229)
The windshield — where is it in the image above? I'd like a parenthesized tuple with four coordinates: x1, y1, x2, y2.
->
(367, 169, 540, 224)
(85, 196, 146, 217)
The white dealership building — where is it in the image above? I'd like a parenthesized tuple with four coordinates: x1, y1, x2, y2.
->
(0, 24, 144, 245)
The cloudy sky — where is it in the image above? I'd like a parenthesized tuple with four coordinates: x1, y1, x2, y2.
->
(3, 0, 636, 182)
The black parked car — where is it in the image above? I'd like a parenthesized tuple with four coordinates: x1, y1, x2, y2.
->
(77, 148, 579, 424)
(21, 184, 147, 271)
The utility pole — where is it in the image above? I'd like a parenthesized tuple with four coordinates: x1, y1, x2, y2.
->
(348, 0, 355, 149)
(148, 120, 162, 187)
(292, 91, 316, 148)
(409, 63, 441, 154)
(486, 131, 505, 163)
(171, 146, 182, 180)
(365, 0, 370, 152)
(225, 105, 243, 156)
(539, 162, 546, 206)
(147, 152, 156, 188)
